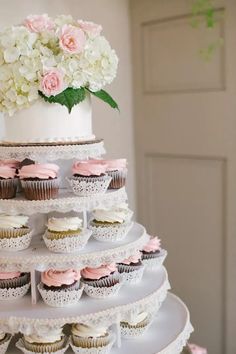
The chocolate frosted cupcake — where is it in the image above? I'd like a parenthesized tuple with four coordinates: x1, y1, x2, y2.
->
(182, 343, 208, 354)
(71, 323, 114, 351)
(68, 161, 111, 196)
(38, 269, 83, 307)
(120, 312, 151, 338)
(0, 165, 18, 199)
(20, 327, 67, 353)
(117, 252, 145, 284)
(141, 236, 167, 269)
(81, 264, 122, 299)
(19, 163, 60, 200)
(0, 271, 30, 300)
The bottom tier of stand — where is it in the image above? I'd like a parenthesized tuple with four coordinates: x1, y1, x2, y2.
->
(7, 293, 193, 354)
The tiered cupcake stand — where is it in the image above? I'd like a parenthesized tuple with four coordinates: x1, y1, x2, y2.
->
(0, 140, 193, 354)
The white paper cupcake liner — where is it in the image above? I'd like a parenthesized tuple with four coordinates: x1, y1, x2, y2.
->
(0, 334, 11, 354)
(118, 265, 145, 285)
(38, 282, 84, 307)
(69, 333, 115, 354)
(89, 221, 133, 243)
(43, 229, 92, 253)
(120, 315, 152, 339)
(82, 273, 123, 299)
(0, 282, 30, 300)
(16, 338, 69, 354)
(67, 175, 111, 197)
(0, 230, 33, 251)
(142, 249, 168, 270)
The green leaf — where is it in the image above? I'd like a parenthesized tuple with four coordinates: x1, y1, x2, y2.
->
(39, 87, 86, 113)
(86, 88, 119, 111)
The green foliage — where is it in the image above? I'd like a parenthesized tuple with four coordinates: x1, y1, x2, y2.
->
(86, 88, 119, 111)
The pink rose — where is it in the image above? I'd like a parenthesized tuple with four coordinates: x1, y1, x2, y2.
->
(59, 24, 86, 54)
(77, 20, 102, 37)
(24, 14, 54, 33)
(40, 69, 65, 97)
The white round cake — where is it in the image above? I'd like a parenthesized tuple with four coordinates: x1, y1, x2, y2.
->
(1, 95, 95, 144)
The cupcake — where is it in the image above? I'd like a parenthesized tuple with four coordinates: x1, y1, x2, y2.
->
(117, 252, 145, 284)
(67, 160, 111, 196)
(120, 312, 151, 338)
(17, 327, 67, 353)
(81, 263, 122, 299)
(38, 269, 83, 307)
(0, 271, 30, 300)
(182, 343, 208, 354)
(70, 323, 115, 353)
(19, 163, 60, 200)
(0, 165, 17, 199)
(141, 236, 167, 269)
(0, 331, 11, 353)
(89, 205, 133, 242)
(43, 216, 92, 253)
(105, 159, 127, 189)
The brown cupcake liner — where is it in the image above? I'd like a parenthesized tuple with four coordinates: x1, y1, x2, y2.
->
(107, 169, 127, 189)
(23, 335, 66, 353)
(141, 250, 161, 260)
(21, 178, 60, 200)
(46, 229, 82, 240)
(81, 272, 120, 288)
(72, 332, 110, 348)
(117, 263, 143, 274)
(0, 272, 30, 289)
(0, 227, 30, 239)
(0, 178, 17, 199)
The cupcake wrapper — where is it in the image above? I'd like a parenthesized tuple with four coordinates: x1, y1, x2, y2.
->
(46, 229, 82, 240)
(120, 315, 152, 339)
(23, 336, 67, 353)
(16, 338, 69, 354)
(82, 273, 123, 299)
(0, 178, 17, 199)
(70, 333, 115, 354)
(0, 229, 33, 251)
(117, 262, 143, 274)
(107, 169, 127, 189)
(71, 333, 110, 349)
(0, 334, 11, 354)
(0, 272, 30, 289)
(43, 230, 92, 253)
(21, 179, 60, 201)
(118, 265, 145, 285)
(38, 282, 84, 307)
(89, 221, 133, 243)
(67, 175, 111, 197)
(141, 249, 168, 270)
(0, 227, 30, 239)
(0, 282, 30, 300)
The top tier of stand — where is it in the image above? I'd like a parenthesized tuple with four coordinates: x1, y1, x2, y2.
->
(0, 139, 105, 161)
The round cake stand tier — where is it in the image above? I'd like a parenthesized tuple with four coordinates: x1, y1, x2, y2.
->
(0, 223, 153, 271)
(0, 188, 127, 215)
(0, 139, 105, 161)
(0, 267, 170, 333)
(7, 293, 193, 354)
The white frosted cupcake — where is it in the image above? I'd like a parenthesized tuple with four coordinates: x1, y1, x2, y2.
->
(141, 236, 167, 269)
(0, 214, 32, 251)
(0, 332, 11, 353)
(17, 327, 68, 353)
(120, 312, 151, 338)
(68, 161, 111, 196)
(71, 323, 114, 352)
(43, 217, 91, 253)
(89, 205, 133, 242)
(117, 252, 145, 284)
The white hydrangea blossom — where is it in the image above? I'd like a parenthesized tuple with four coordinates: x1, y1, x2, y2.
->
(0, 15, 118, 115)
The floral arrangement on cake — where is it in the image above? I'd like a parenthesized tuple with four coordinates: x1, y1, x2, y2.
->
(0, 14, 118, 115)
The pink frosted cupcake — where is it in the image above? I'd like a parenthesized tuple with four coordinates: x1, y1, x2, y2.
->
(81, 263, 122, 298)
(38, 269, 83, 307)
(19, 163, 60, 200)
(117, 252, 145, 284)
(0, 271, 30, 300)
(105, 159, 127, 189)
(183, 343, 208, 354)
(141, 236, 167, 269)
(68, 161, 111, 196)
(0, 165, 18, 199)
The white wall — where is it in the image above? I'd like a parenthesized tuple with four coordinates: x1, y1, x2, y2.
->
(0, 0, 136, 209)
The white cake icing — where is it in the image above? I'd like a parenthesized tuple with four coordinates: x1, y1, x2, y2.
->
(47, 217, 83, 232)
(1, 95, 95, 143)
